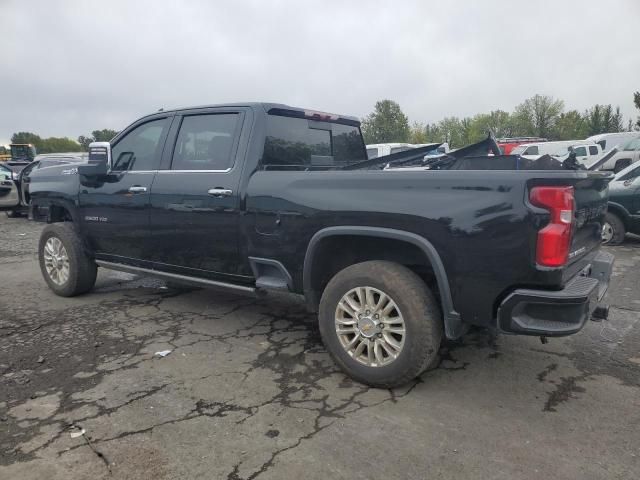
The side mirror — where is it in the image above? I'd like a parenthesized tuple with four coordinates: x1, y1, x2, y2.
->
(78, 142, 111, 176)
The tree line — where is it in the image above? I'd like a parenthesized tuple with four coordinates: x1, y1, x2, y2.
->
(9, 129, 118, 154)
(362, 93, 640, 148)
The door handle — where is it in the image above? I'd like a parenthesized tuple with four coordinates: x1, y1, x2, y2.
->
(128, 186, 147, 193)
(208, 188, 233, 197)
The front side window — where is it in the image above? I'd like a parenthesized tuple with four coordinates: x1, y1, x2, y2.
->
(171, 114, 240, 171)
(262, 115, 366, 169)
(524, 146, 539, 155)
(112, 118, 169, 171)
(573, 146, 587, 156)
(589, 145, 598, 155)
(366, 148, 379, 159)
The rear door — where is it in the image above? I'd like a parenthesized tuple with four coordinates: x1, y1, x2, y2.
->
(79, 115, 172, 262)
(147, 108, 249, 279)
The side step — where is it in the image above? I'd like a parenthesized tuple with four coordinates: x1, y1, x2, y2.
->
(95, 260, 261, 296)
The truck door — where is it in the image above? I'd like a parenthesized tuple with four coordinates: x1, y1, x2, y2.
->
(148, 108, 248, 280)
(78, 115, 172, 262)
(572, 145, 589, 164)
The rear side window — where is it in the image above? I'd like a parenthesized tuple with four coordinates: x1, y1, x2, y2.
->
(366, 148, 379, 159)
(589, 146, 598, 155)
(172, 114, 240, 171)
(262, 115, 366, 169)
(524, 146, 539, 155)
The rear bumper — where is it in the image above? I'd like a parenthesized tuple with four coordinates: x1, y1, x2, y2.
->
(497, 251, 614, 336)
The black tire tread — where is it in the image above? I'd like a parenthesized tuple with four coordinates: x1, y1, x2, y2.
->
(319, 260, 443, 388)
(39, 222, 97, 297)
(604, 212, 625, 246)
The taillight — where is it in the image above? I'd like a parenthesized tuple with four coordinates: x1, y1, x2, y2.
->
(529, 186, 575, 267)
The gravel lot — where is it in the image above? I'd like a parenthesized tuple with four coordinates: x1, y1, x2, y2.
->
(1, 215, 639, 480)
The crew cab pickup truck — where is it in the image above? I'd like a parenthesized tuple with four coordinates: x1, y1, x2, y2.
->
(8, 103, 614, 387)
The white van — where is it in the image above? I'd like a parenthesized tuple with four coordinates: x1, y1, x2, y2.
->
(598, 135, 640, 172)
(586, 132, 640, 153)
(511, 140, 601, 164)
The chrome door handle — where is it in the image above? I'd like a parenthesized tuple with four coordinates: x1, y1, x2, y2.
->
(208, 188, 233, 197)
(128, 186, 147, 193)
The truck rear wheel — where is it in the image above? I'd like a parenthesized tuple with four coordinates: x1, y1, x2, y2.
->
(602, 212, 625, 245)
(39, 223, 97, 297)
(318, 261, 442, 388)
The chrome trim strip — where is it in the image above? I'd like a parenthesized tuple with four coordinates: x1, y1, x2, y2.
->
(157, 169, 232, 173)
(95, 260, 258, 294)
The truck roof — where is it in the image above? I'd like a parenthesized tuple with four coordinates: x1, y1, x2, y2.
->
(148, 102, 361, 124)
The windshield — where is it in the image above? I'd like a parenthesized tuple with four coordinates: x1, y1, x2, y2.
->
(614, 161, 640, 181)
(10, 145, 35, 160)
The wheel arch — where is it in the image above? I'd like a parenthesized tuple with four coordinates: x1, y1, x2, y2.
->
(303, 226, 464, 339)
(607, 202, 630, 227)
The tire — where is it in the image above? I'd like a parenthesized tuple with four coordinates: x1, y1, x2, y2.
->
(318, 261, 443, 388)
(602, 212, 625, 246)
(38, 222, 97, 297)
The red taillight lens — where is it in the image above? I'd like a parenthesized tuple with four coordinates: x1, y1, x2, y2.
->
(529, 186, 575, 267)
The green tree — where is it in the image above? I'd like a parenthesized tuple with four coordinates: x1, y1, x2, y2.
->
(361, 100, 410, 144)
(408, 121, 428, 144)
(584, 104, 623, 135)
(513, 94, 564, 138)
(38, 137, 83, 153)
(78, 128, 119, 151)
(469, 110, 515, 141)
(554, 110, 588, 140)
(11, 132, 42, 146)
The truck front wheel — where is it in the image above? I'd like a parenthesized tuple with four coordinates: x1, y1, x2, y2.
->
(602, 212, 625, 245)
(318, 261, 442, 388)
(38, 223, 97, 297)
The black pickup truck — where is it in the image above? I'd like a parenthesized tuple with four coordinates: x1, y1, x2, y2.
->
(6, 103, 614, 387)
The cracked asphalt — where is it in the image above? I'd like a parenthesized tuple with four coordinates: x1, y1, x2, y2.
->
(1, 215, 639, 480)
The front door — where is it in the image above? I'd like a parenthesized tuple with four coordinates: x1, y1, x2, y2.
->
(78, 116, 172, 263)
(148, 110, 247, 280)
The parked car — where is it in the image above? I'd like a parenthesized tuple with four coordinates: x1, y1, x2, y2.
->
(596, 135, 640, 173)
(13, 103, 614, 387)
(1, 153, 86, 218)
(602, 161, 640, 245)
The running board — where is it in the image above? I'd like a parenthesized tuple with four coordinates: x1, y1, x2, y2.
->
(95, 260, 260, 295)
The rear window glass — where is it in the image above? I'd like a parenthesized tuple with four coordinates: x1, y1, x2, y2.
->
(262, 115, 366, 169)
(589, 145, 598, 155)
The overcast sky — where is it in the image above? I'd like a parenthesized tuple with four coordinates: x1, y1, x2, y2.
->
(1, 0, 639, 144)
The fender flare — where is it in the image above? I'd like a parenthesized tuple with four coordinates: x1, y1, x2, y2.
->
(303, 226, 464, 339)
(607, 201, 631, 225)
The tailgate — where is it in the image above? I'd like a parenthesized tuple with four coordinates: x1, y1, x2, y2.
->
(568, 173, 611, 265)
(527, 171, 612, 283)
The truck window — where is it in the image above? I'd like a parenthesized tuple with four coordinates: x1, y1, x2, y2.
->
(390, 146, 411, 154)
(573, 146, 587, 156)
(366, 148, 379, 159)
(262, 115, 366, 169)
(171, 114, 239, 171)
(623, 138, 640, 151)
(524, 146, 539, 155)
(112, 118, 169, 172)
(589, 145, 598, 155)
